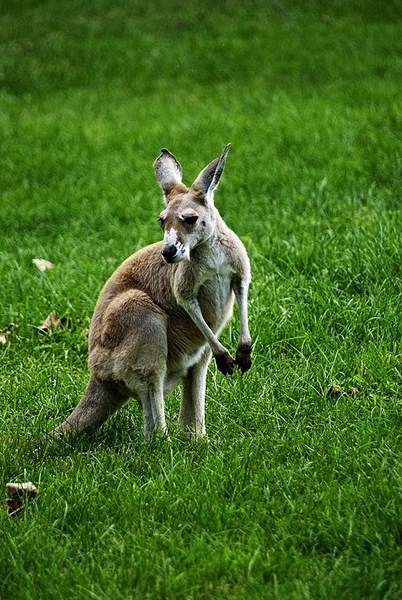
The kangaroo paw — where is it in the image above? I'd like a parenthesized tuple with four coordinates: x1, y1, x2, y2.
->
(214, 351, 235, 375)
(235, 342, 252, 373)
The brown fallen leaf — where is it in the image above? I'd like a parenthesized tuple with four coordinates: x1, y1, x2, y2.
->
(6, 482, 38, 516)
(350, 387, 360, 398)
(38, 313, 61, 334)
(0, 323, 18, 345)
(32, 258, 55, 272)
(37, 314, 72, 335)
(326, 384, 342, 398)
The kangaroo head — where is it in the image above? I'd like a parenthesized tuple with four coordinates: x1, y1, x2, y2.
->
(154, 145, 231, 264)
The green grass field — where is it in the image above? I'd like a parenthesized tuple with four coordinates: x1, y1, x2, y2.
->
(1, 1, 401, 598)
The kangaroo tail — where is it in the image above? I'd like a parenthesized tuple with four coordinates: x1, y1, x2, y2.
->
(49, 377, 128, 439)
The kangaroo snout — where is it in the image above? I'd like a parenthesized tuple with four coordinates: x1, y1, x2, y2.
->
(161, 244, 181, 263)
(161, 228, 189, 263)
(161, 240, 189, 263)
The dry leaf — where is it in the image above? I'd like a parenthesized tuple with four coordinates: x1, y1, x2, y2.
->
(350, 387, 360, 398)
(6, 482, 38, 516)
(0, 323, 18, 345)
(326, 384, 342, 398)
(38, 314, 71, 335)
(38, 313, 61, 334)
(32, 258, 55, 272)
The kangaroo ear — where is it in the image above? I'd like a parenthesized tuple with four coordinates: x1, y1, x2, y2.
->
(154, 149, 183, 192)
(192, 143, 231, 200)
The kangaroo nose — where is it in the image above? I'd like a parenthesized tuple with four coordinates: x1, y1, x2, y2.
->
(161, 245, 177, 263)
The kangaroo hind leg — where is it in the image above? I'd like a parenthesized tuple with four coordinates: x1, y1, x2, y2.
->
(179, 347, 211, 439)
(107, 293, 169, 439)
(50, 290, 168, 441)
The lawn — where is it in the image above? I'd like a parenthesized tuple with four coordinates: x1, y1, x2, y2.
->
(0, 1, 401, 598)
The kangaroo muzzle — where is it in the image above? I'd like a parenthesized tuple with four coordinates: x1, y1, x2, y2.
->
(161, 244, 179, 263)
(161, 228, 189, 263)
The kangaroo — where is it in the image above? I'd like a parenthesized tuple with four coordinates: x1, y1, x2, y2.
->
(51, 144, 252, 440)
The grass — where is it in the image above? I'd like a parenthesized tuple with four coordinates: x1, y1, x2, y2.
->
(1, 1, 401, 598)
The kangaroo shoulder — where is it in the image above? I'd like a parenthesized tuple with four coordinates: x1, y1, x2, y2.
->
(215, 223, 250, 276)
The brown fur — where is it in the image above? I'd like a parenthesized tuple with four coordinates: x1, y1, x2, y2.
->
(164, 182, 189, 200)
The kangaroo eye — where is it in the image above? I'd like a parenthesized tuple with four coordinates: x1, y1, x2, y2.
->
(157, 216, 165, 229)
(182, 214, 198, 225)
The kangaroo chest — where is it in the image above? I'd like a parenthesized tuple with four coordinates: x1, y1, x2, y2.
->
(166, 263, 234, 365)
(198, 272, 234, 331)
(166, 270, 234, 377)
